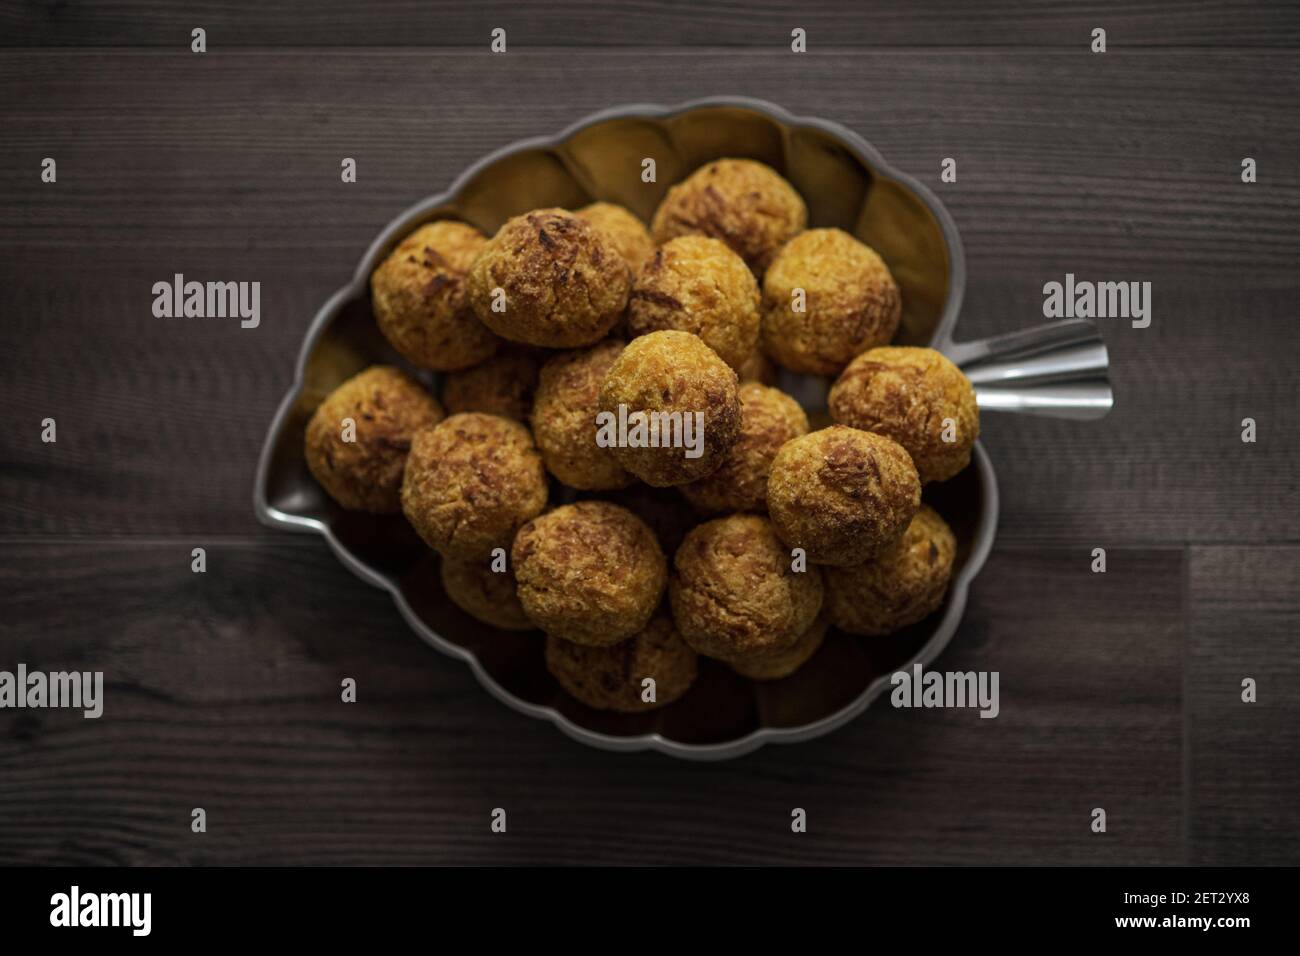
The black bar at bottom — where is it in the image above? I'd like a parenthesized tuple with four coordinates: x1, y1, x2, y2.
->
(0, 865, 1282, 942)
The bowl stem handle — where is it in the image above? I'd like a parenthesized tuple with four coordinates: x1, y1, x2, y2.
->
(939, 318, 1113, 420)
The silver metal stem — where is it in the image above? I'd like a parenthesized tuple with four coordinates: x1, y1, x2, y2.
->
(941, 319, 1113, 420)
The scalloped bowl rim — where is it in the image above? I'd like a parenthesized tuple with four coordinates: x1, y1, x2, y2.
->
(253, 95, 996, 761)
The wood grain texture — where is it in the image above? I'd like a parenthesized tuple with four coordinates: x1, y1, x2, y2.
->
(1188, 547, 1300, 865)
(2, 50, 1297, 271)
(1, 1, 1297, 48)
(0, 542, 1183, 865)
(1, 27, 1297, 866)
(1, 50, 1297, 542)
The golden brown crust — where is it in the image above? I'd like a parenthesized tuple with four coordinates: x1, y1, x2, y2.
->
(545, 613, 697, 712)
(439, 556, 534, 631)
(723, 616, 827, 680)
(679, 382, 809, 514)
(400, 412, 548, 560)
(828, 346, 979, 483)
(597, 330, 742, 487)
(370, 221, 500, 371)
(626, 235, 760, 371)
(467, 208, 631, 348)
(824, 505, 956, 636)
(669, 514, 823, 659)
(440, 347, 540, 422)
(531, 339, 633, 490)
(766, 426, 920, 566)
(304, 365, 445, 514)
(512, 501, 667, 646)
(761, 228, 902, 375)
(575, 202, 655, 272)
(651, 159, 807, 275)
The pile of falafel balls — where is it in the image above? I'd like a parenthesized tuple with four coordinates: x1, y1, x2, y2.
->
(304, 157, 979, 714)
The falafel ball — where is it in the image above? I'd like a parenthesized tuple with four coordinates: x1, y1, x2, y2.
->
(824, 505, 957, 636)
(440, 347, 540, 422)
(467, 208, 631, 348)
(370, 221, 499, 371)
(679, 382, 809, 514)
(597, 330, 742, 487)
(440, 556, 534, 632)
(531, 339, 633, 490)
(767, 426, 920, 566)
(575, 202, 655, 272)
(627, 235, 760, 372)
(669, 514, 823, 660)
(761, 228, 903, 376)
(400, 413, 548, 561)
(545, 613, 697, 712)
(828, 346, 979, 483)
(512, 501, 667, 646)
(651, 158, 808, 275)
(723, 616, 827, 681)
(304, 365, 445, 514)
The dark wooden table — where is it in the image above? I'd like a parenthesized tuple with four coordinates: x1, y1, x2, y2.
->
(1, 1, 1297, 865)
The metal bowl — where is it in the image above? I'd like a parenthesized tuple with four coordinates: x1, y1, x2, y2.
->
(254, 97, 1000, 760)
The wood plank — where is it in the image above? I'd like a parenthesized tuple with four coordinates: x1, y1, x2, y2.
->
(0, 246, 336, 536)
(1, 50, 1296, 541)
(0, 541, 1183, 864)
(1, 1, 1297, 48)
(966, 281, 1300, 547)
(1188, 547, 1300, 865)
(2, 50, 1297, 275)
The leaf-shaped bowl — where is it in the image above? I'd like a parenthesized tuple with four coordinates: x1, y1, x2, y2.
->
(254, 96, 998, 760)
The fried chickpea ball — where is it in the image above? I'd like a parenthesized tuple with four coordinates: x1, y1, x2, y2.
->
(597, 330, 742, 487)
(531, 340, 632, 490)
(824, 505, 957, 636)
(512, 501, 667, 646)
(467, 208, 631, 348)
(767, 426, 920, 567)
(724, 617, 827, 681)
(370, 221, 499, 371)
(304, 365, 444, 514)
(669, 514, 823, 660)
(440, 347, 540, 422)
(545, 614, 697, 712)
(575, 202, 654, 272)
(738, 346, 779, 385)
(627, 236, 760, 372)
(651, 158, 808, 275)
(439, 556, 533, 632)
(828, 346, 979, 483)
(400, 413, 548, 561)
(679, 383, 809, 514)
(761, 228, 903, 376)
